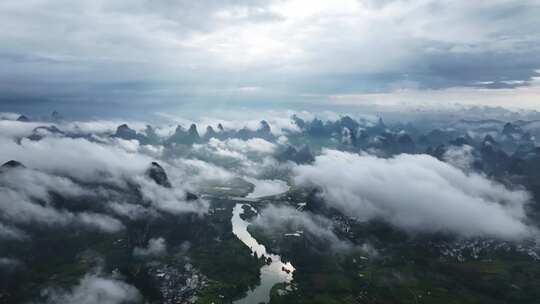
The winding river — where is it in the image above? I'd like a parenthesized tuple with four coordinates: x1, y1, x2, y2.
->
(231, 204, 295, 304)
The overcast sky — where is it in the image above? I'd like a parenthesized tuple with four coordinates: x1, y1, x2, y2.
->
(1, 0, 539, 116)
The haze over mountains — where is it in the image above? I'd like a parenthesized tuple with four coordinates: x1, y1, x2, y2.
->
(1, 110, 540, 303)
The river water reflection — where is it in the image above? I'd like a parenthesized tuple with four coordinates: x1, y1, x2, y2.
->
(231, 204, 295, 304)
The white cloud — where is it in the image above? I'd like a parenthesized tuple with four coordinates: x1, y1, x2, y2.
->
(443, 145, 475, 171)
(44, 273, 142, 304)
(0, 122, 210, 230)
(0, 167, 124, 233)
(107, 201, 155, 220)
(0, 166, 88, 199)
(0, 136, 152, 183)
(0, 257, 21, 269)
(160, 110, 301, 136)
(329, 82, 540, 111)
(190, 138, 279, 178)
(254, 204, 349, 250)
(207, 137, 276, 154)
(135, 176, 209, 215)
(294, 150, 535, 239)
(108, 138, 140, 154)
(0, 187, 124, 233)
(0, 120, 45, 138)
(133, 237, 167, 258)
(0, 112, 21, 120)
(246, 178, 289, 198)
(76, 213, 125, 234)
(61, 120, 148, 135)
(171, 158, 235, 183)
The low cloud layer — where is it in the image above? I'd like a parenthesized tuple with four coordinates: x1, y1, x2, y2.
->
(246, 178, 289, 198)
(0, 167, 124, 233)
(194, 137, 276, 162)
(294, 150, 535, 239)
(443, 145, 476, 171)
(135, 176, 209, 215)
(254, 204, 349, 250)
(44, 272, 141, 304)
(0, 120, 212, 239)
(133, 237, 167, 258)
(0, 136, 152, 183)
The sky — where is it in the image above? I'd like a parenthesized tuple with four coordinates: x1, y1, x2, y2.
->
(1, 0, 540, 117)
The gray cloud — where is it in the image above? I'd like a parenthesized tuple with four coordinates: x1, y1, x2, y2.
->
(0, 0, 539, 112)
(442, 145, 476, 171)
(0, 222, 28, 240)
(0, 165, 89, 199)
(0, 125, 209, 235)
(0, 165, 124, 233)
(107, 201, 156, 221)
(294, 149, 535, 239)
(0, 257, 21, 270)
(0, 186, 124, 233)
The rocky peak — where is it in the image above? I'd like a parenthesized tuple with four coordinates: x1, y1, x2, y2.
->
(307, 118, 325, 137)
(28, 125, 65, 141)
(115, 124, 137, 139)
(292, 114, 305, 129)
(482, 135, 498, 146)
(188, 124, 200, 138)
(377, 117, 385, 128)
(341, 127, 352, 145)
(174, 125, 185, 134)
(278, 145, 314, 164)
(259, 120, 271, 134)
(396, 133, 415, 153)
(339, 116, 358, 131)
(143, 125, 160, 144)
(1, 160, 25, 169)
(144, 125, 157, 137)
(185, 192, 199, 201)
(297, 145, 315, 164)
(205, 126, 217, 139)
(449, 136, 470, 147)
(397, 133, 413, 144)
(502, 123, 522, 136)
(51, 111, 63, 122)
(146, 162, 172, 188)
(16, 115, 30, 122)
(166, 125, 188, 145)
